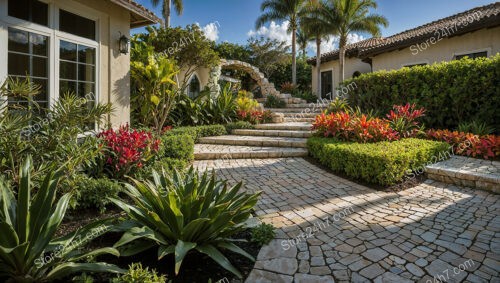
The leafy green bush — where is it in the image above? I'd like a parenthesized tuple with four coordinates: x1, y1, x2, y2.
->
(251, 223, 276, 246)
(135, 157, 187, 181)
(111, 263, 166, 283)
(160, 134, 194, 161)
(457, 121, 494, 136)
(164, 125, 227, 142)
(110, 167, 261, 278)
(225, 121, 255, 133)
(264, 94, 287, 108)
(343, 55, 500, 132)
(70, 174, 123, 213)
(292, 89, 317, 103)
(0, 157, 123, 282)
(307, 138, 450, 186)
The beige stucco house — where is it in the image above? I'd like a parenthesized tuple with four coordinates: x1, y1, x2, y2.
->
(309, 2, 500, 97)
(0, 0, 160, 127)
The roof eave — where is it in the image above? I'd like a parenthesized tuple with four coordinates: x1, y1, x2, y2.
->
(109, 0, 162, 28)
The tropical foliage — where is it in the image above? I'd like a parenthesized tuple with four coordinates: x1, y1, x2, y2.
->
(0, 158, 123, 282)
(343, 55, 500, 132)
(109, 168, 261, 278)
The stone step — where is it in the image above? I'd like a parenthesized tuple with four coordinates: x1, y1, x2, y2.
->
(425, 156, 500, 193)
(282, 112, 318, 118)
(232, 129, 313, 138)
(255, 122, 312, 131)
(265, 108, 325, 113)
(284, 117, 316, 122)
(199, 135, 307, 148)
(194, 144, 308, 160)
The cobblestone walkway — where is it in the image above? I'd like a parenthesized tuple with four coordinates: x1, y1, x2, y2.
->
(194, 158, 500, 283)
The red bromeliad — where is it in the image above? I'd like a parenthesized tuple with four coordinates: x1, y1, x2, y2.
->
(98, 125, 161, 177)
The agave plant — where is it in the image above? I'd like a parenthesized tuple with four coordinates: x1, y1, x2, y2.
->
(109, 167, 261, 278)
(0, 157, 124, 282)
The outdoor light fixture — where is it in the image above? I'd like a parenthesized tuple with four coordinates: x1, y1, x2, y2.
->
(118, 33, 130, 54)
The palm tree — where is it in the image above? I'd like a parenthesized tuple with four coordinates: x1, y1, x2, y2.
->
(300, 0, 334, 98)
(256, 0, 305, 86)
(296, 28, 312, 59)
(150, 0, 184, 28)
(325, 0, 388, 83)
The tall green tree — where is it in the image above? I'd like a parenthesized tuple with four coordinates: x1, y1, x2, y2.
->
(150, 0, 183, 28)
(256, 0, 305, 86)
(296, 28, 312, 59)
(323, 0, 388, 83)
(300, 0, 334, 98)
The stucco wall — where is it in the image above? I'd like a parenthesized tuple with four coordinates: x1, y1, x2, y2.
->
(372, 26, 500, 71)
(311, 57, 371, 93)
(177, 66, 211, 91)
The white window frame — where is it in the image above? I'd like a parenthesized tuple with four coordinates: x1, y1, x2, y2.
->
(453, 48, 490, 60)
(402, 61, 429, 68)
(0, 0, 101, 131)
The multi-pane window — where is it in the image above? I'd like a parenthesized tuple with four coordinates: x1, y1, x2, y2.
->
(8, 0, 48, 27)
(59, 40, 96, 103)
(7, 27, 49, 109)
(59, 10, 96, 40)
(454, 51, 487, 60)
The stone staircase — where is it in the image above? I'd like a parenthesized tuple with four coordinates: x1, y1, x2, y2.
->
(194, 100, 327, 160)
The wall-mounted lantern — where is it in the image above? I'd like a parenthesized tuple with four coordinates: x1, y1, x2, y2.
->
(118, 33, 130, 54)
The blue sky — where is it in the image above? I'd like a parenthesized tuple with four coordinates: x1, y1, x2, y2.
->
(134, 0, 496, 51)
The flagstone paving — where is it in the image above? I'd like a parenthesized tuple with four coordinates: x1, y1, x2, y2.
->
(194, 158, 500, 283)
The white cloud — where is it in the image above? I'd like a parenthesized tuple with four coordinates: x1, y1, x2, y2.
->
(306, 33, 365, 55)
(248, 21, 364, 56)
(196, 22, 220, 42)
(247, 21, 291, 45)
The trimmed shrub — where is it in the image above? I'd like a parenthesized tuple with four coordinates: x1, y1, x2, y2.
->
(70, 174, 123, 213)
(343, 55, 500, 132)
(164, 124, 227, 142)
(225, 121, 255, 133)
(135, 157, 187, 180)
(160, 134, 194, 161)
(307, 137, 450, 186)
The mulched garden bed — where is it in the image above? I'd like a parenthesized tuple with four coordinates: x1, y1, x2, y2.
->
(58, 209, 261, 283)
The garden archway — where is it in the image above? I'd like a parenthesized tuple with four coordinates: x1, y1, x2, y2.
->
(219, 59, 281, 97)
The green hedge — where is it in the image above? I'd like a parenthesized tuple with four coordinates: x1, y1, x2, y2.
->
(164, 124, 227, 142)
(225, 121, 254, 133)
(342, 55, 500, 131)
(307, 137, 450, 186)
(160, 134, 194, 161)
(71, 175, 123, 213)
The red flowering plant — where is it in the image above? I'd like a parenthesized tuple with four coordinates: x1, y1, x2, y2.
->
(97, 125, 161, 178)
(386, 103, 426, 138)
(426, 129, 500, 159)
(312, 112, 399, 143)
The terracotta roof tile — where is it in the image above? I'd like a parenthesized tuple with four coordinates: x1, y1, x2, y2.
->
(109, 0, 162, 28)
